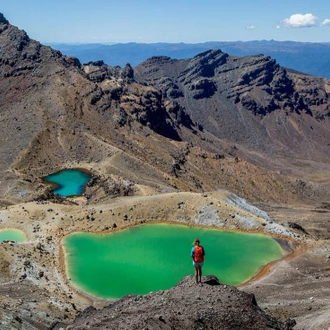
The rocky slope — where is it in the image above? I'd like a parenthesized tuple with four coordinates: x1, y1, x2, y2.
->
(134, 51, 330, 163)
(1, 13, 330, 329)
(52, 276, 295, 330)
(1, 15, 330, 208)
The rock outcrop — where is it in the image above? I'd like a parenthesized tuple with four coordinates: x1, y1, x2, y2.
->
(52, 275, 295, 330)
(0, 13, 9, 25)
(134, 50, 330, 160)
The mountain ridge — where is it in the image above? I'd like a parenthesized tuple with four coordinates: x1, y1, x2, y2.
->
(49, 40, 330, 79)
(134, 50, 330, 162)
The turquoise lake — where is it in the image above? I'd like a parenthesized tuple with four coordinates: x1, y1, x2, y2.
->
(0, 229, 27, 242)
(62, 223, 284, 299)
(43, 169, 91, 197)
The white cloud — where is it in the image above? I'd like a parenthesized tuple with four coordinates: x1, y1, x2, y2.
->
(321, 19, 330, 26)
(246, 25, 256, 30)
(275, 25, 281, 29)
(282, 13, 318, 28)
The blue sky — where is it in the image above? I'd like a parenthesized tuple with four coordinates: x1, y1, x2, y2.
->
(1, 0, 330, 44)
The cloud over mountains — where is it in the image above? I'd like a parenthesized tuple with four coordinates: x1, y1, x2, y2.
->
(281, 13, 330, 29)
(282, 13, 318, 28)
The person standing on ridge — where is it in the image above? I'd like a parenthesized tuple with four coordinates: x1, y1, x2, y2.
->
(191, 238, 205, 284)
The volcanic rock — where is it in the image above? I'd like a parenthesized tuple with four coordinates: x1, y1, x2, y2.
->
(134, 50, 330, 160)
(52, 275, 295, 330)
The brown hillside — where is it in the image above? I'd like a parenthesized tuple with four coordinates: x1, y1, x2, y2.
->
(1, 21, 330, 207)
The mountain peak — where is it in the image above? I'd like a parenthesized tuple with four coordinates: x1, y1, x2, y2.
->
(0, 13, 9, 25)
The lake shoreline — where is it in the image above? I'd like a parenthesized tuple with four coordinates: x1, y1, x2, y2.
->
(59, 219, 303, 301)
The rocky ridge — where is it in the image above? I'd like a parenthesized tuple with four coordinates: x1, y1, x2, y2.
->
(52, 276, 296, 330)
(134, 50, 330, 160)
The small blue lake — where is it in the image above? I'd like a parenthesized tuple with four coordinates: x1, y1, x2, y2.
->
(0, 229, 27, 243)
(43, 169, 91, 197)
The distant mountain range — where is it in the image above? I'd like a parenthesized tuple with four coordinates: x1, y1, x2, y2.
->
(48, 41, 330, 79)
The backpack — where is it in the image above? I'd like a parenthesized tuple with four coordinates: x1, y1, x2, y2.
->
(194, 246, 204, 263)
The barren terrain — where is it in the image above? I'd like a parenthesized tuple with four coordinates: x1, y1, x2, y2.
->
(1, 14, 330, 329)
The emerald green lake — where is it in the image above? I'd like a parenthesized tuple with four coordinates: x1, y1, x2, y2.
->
(62, 223, 284, 299)
(0, 229, 27, 242)
(43, 169, 91, 197)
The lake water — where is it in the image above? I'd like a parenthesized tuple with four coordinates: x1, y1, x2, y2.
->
(62, 223, 284, 299)
(43, 169, 91, 197)
(0, 229, 27, 242)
